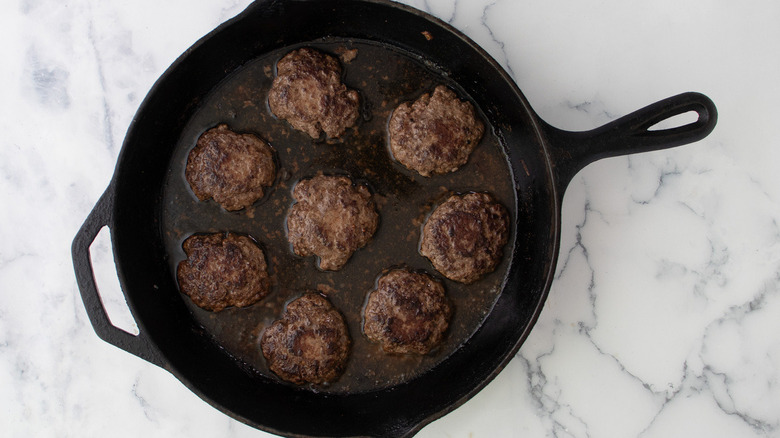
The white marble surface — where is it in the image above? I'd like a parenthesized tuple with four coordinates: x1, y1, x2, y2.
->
(2, 0, 779, 436)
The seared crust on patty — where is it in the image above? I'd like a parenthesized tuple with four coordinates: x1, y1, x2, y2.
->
(420, 192, 509, 284)
(261, 293, 351, 385)
(363, 269, 452, 355)
(268, 48, 360, 139)
(388, 85, 484, 176)
(176, 233, 271, 312)
(185, 124, 276, 211)
(286, 174, 379, 271)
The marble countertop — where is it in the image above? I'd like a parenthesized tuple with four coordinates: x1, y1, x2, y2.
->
(3, 0, 779, 437)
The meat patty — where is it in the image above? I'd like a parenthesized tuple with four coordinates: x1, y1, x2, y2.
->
(286, 174, 379, 271)
(176, 233, 271, 312)
(185, 124, 276, 211)
(363, 269, 452, 355)
(388, 85, 484, 176)
(268, 48, 360, 139)
(420, 192, 509, 284)
(261, 293, 351, 385)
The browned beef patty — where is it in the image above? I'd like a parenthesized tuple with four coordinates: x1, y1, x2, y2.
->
(268, 48, 360, 139)
(261, 293, 351, 385)
(286, 174, 379, 271)
(363, 269, 452, 355)
(388, 85, 484, 177)
(176, 233, 270, 312)
(185, 124, 276, 211)
(420, 193, 509, 284)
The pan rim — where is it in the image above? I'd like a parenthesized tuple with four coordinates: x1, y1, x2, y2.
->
(106, 0, 562, 436)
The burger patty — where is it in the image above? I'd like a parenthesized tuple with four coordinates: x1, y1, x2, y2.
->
(420, 192, 509, 284)
(176, 233, 271, 312)
(388, 85, 484, 176)
(261, 293, 351, 385)
(268, 47, 360, 139)
(286, 174, 379, 271)
(363, 269, 452, 355)
(185, 124, 276, 211)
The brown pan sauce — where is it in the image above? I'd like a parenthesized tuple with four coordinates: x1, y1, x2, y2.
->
(161, 39, 515, 393)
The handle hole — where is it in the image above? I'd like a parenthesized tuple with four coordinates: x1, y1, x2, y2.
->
(89, 226, 140, 336)
(647, 110, 699, 131)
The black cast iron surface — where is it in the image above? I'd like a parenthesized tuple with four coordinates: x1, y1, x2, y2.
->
(72, 0, 716, 437)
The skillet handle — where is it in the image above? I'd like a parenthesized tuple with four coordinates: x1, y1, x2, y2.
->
(71, 186, 164, 368)
(543, 92, 717, 195)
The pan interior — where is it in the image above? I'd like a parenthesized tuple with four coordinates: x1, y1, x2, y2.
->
(160, 38, 517, 394)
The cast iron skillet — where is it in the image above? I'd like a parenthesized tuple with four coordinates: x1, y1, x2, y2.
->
(72, 0, 717, 436)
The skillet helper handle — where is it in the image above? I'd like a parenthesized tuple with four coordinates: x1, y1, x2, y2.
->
(544, 92, 717, 193)
(71, 187, 164, 368)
